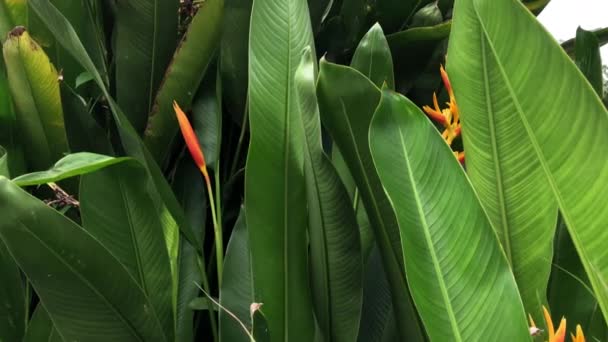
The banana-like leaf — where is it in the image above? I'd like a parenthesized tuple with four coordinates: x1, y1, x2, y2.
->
(575, 27, 603, 96)
(115, 0, 178, 134)
(3, 28, 68, 171)
(13, 153, 129, 186)
(0, 59, 25, 176)
(0, 177, 167, 340)
(448, 0, 608, 322)
(351, 23, 395, 90)
(295, 48, 362, 341)
(192, 63, 222, 172)
(80, 162, 175, 340)
(220, 208, 253, 342)
(28, 0, 202, 251)
(0, 0, 25, 40)
(369, 89, 530, 341)
(316, 60, 424, 341)
(144, 0, 223, 164)
(0, 208, 25, 342)
(246, 0, 316, 339)
(23, 305, 61, 342)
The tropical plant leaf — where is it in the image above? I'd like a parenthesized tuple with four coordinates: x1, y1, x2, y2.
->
(192, 63, 222, 172)
(295, 48, 362, 342)
(0, 177, 167, 340)
(144, 0, 223, 164)
(28, 0, 202, 251)
(219, 208, 253, 342)
(13, 152, 129, 186)
(0, 59, 25, 176)
(375, 0, 425, 33)
(0, 216, 25, 342)
(316, 60, 424, 341)
(0, 0, 26, 40)
(575, 26, 603, 96)
(245, 0, 316, 339)
(80, 162, 175, 340)
(23, 305, 61, 342)
(370, 89, 530, 341)
(2, 27, 68, 171)
(447, 0, 608, 323)
(351, 23, 395, 89)
(114, 0, 178, 134)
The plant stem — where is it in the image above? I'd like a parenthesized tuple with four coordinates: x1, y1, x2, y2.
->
(197, 254, 218, 342)
(203, 171, 223, 286)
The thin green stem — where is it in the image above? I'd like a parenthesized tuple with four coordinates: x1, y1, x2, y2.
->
(197, 254, 218, 342)
(205, 173, 223, 286)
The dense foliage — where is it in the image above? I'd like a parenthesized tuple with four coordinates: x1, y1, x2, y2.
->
(0, 0, 606, 341)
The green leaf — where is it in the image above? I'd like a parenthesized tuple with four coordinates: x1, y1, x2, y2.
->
(0, 217, 25, 342)
(369, 89, 530, 341)
(410, 2, 443, 28)
(13, 153, 129, 186)
(28, 0, 202, 252)
(80, 162, 175, 340)
(375, 0, 426, 33)
(23, 305, 61, 342)
(351, 23, 395, 89)
(246, 0, 316, 339)
(316, 60, 424, 341)
(0, 59, 25, 177)
(192, 63, 222, 171)
(295, 48, 362, 342)
(144, 0, 223, 164)
(447, 0, 608, 323)
(0, 177, 167, 340)
(220, 208, 253, 342)
(0, 0, 26, 40)
(220, 0, 252, 124)
(2, 27, 68, 171)
(575, 26, 603, 96)
(114, 0, 178, 134)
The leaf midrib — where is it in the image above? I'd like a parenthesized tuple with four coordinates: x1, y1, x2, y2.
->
(396, 121, 462, 341)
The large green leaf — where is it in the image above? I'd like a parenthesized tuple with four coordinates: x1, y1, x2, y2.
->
(0, 177, 167, 340)
(80, 162, 175, 340)
(245, 0, 316, 339)
(2, 28, 68, 171)
(114, 0, 178, 134)
(0, 59, 25, 176)
(28, 0, 202, 251)
(448, 0, 608, 322)
(23, 305, 61, 342)
(369, 89, 530, 341)
(350, 23, 395, 90)
(144, 0, 223, 164)
(316, 60, 423, 341)
(0, 220, 25, 342)
(575, 27, 603, 96)
(295, 48, 362, 342)
(220, 208, 253, 342)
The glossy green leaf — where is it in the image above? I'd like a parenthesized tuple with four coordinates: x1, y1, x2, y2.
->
(351, 23, 395, 89)
(0, 208, 25, 342)
(308, 0, 332, 32)
(246, 0, 316, 339)
(80, 162, 175, 340)
(295, 48, 362, 342)
(28, 0, 202, 251)
(447, 0, 608, 323)
(575, 27, 603, 96)
(13, 153, 129, 186)
(220, 208, 253, 342)
(410, 2, 443, 28)
(0, 177, 167, 340)
(369, 89, 530, 341)
(0, 60, 25, 176)
(114, 0, 178, 134)
(144, 0, 223, 164)
(220, 0, 252, 124)
(316, 60, 423, 341)
(23, 305, 61, 342)
(2, 28, 68, 171)
(192, 63, 222, 171)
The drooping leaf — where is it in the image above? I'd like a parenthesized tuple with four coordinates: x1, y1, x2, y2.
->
(28, 0, 202, 251)
(316, 60, 424, 341)
(245, 0, 316, 338)
(295, 48, 362, 342)
(219, 208, 253, 342)
(80, 162, 175, 340)
(575, 26, 603, 96)
(144, 0, 223, 164)
(0, 177, 167, 340)
(114, 0, 178, 134)
(448, 0, 608, 322)
(369, 89, 530, 341)
(13, 152, 129, 186)
(350, 23, 395, 89)
(2, 27, 68, 171)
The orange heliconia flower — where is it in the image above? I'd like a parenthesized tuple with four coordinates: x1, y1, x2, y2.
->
(173, 101, 210, 184)
(528, 306, 584, 342)
(422, 65, 463, 161)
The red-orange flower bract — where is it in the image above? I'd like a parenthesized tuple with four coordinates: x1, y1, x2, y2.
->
(173, 101, 209, 182)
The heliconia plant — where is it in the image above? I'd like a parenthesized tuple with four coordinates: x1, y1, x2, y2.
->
(0, 0, 606, 341)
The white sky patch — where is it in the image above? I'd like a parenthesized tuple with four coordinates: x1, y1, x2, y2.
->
(538, 0, 608, 64)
